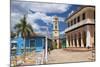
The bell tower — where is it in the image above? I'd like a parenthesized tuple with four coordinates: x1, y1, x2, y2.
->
(52, 16, 60, 49)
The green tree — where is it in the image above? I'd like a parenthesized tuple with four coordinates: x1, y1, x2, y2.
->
(14, 15, 34, 62)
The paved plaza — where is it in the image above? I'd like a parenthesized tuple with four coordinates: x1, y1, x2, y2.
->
(11, 48, 95, 67)
(47, 49, 95, 64)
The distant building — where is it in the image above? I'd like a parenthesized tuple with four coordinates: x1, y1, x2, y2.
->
(65, 6, 95, 48)
(52, 16, 60, 48)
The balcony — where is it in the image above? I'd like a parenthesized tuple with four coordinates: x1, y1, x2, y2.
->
(65, 19, 95, 32)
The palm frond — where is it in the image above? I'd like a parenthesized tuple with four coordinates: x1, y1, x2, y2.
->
(14, 15, 35, 37)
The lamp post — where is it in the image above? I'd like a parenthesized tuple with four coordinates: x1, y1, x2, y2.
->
(40, 26, 48, 63)
(45, 26, 48, 63)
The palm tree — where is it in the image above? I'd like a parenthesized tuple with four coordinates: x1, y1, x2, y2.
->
(14, 15, 34, 62)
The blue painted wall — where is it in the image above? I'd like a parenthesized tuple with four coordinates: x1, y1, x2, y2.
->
(11, 35, 52, 54)
(34, 37, 45, 52)
(25, 36, 52, 51)
(25, 37, 30, 47)
(29, 36, 45, 52)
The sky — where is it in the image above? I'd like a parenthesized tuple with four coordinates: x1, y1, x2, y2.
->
(11, 0, 81, 37)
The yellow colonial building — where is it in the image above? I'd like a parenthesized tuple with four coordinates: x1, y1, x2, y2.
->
(65, 6, 95, 48)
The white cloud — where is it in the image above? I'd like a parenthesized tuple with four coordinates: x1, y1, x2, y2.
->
(11, 1, 70, 14)
(30, 3, 69, 13)
(11, 13, 23, 31)
(27, 12, 52, 24)
(27, 12, 64, 25)
(11, 12, 41, 32)
(11, 12, 50, 33)
(68, 10, 74, 17)
(11, 11, 65, 32)
(11, 1, 67, 32)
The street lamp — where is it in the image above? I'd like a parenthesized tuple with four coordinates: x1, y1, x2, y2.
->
(40, 26, 48, 63)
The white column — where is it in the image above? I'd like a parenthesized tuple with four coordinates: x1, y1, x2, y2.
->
(70, 38, 72, 47)
(66, 36, 69, 48)
(86, 29, 91, 47)
(73, 39, 75, 47)
(81, 32, 84, 47)
(44, 35, 48, 63)
(44, 27, 48, 63)
(66, 39, 69, 48)
(77, 36, 79, 47)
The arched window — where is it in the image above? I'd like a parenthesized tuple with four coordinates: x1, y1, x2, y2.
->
(67, 23, 69, 27)
(82, 13, 85, 20)
(74, 18, 76, 24)
(71, 20, 73, 25)
(77, 16, 80, 22)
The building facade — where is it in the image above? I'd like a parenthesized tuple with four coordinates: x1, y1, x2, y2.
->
(52, 16, 60, 48)
(65, 6, 95, 48)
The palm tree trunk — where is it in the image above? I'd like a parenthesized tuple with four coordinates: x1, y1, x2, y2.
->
(23, 37, 26, 63)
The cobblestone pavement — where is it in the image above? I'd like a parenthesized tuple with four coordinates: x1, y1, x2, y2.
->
(47, 49, 95, 64)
